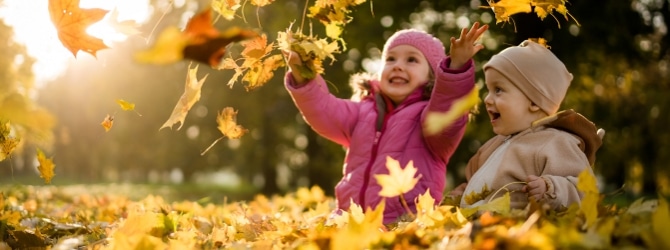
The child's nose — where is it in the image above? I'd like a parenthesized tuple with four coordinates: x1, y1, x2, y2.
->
(392, 62, 404, 71)
(484, 93, 493, 105)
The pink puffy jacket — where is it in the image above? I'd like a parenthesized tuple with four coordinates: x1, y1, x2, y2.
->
(285, 58, 475, 224)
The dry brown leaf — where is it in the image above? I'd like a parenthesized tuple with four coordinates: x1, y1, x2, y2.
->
(160, 64, 208, 130)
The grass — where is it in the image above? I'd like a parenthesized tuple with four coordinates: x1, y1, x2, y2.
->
(0, 177, 260, 204)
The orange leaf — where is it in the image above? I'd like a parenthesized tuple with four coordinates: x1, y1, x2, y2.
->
(36, 148, 56, 184)
(135, 8, 258, 67)
(182, 8, 259, 67)
(101, 114, 114, 132)
(48, 0, 109, 57)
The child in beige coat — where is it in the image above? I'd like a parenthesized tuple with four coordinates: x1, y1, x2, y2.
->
(449, 40, 604, 210)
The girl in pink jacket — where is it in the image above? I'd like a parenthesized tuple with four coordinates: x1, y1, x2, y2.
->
(284, 23, 488, 224)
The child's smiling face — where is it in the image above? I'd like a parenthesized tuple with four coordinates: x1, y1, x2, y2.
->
(379, 45, 431, 105)
(483, 68, 547, 136)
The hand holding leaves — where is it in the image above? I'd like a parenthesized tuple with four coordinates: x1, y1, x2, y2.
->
(449, 22, 488, 69)
(522, 175, 547, 201)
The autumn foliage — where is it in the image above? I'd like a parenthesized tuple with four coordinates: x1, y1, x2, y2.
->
(1, 180, 669, 249)
(4, 0, 655, 249)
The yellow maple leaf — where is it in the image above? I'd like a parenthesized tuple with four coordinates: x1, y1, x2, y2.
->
(576, 168, 599, 228)
(160, 64, 208, 131)
(48, 0, 108, 57)
(425, 86, 480, 135)
(374, 156, 420, 198)
(101, 114, 114, 132)
(36, 148, 56, 184)
(211, 0, 241, 20)
(331, 200, 385, 249)
(0, 120, 20, 162)
(216, 107, 248, 139)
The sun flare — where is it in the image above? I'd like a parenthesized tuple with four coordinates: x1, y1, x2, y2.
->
(0, 0, 151, 85)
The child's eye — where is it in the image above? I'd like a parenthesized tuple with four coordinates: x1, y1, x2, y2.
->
(494, 87, 503, 93)
(385, 56, 396, 62)
(408, 57, 418, 63)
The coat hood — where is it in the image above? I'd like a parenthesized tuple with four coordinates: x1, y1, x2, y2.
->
(532, 109, 604, 165)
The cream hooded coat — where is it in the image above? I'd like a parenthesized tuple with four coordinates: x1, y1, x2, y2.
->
(460, 110, 603, 210)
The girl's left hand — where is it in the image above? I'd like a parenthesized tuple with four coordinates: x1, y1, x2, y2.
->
(449, 22, 489, 69)
(522, 175, 548, 201)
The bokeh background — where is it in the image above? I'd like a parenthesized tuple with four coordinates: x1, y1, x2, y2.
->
(1, 0, 668, 202)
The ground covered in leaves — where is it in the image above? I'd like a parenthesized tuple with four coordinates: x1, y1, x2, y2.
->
(0, 184, 668, 250)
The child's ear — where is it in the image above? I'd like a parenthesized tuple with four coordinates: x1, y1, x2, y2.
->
(529, 103, 541, 112)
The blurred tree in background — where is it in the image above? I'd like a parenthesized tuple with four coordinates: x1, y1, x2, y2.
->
(1, 0, 668, 199)
(0, 5, 55, 175)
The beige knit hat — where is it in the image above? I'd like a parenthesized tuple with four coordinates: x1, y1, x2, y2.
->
(483, 40, 573, 115)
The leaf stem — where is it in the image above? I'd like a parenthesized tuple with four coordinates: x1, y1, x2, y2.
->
(399, 195, 416, 219)
(300, 0, 309, 32)
(487, 181, 527, 203)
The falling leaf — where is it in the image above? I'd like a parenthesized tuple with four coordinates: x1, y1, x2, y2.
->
(200, 107, 248, 155)
(136, 8, 258, 67)
(374, 156, 421, 198)
(48, 0, 108, 57)
(577, 168, 599, 228)
(101, 114, 114, 132)
(135, 27, 189, 65)
(160, 64, 208, 131)
(36, 148, 56, 184)
(211, 0, 241, 20)
(107, 8, 141, 37)
(425, 86, 480, 135)
(116, 99, 135, 111)
(0, 120, 20, 162)
(116, 99, 142, 116)
(216, 107, 248, 139)
(484, 0, 579, 28)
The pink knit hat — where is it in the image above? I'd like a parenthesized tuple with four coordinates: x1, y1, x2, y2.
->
(382, 29, 446, 74)
(483, 40, 573, 115)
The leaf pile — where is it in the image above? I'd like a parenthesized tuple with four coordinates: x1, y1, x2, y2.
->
(1, 184, 668, 249)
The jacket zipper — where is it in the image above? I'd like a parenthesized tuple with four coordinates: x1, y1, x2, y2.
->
(359, 131, 382, 207)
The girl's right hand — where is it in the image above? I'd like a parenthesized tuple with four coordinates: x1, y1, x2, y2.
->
(283, 50, 307, 85)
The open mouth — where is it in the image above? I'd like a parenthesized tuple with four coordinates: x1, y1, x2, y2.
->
(389, 77, 408, 84)
(489, 111, 501, 121)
